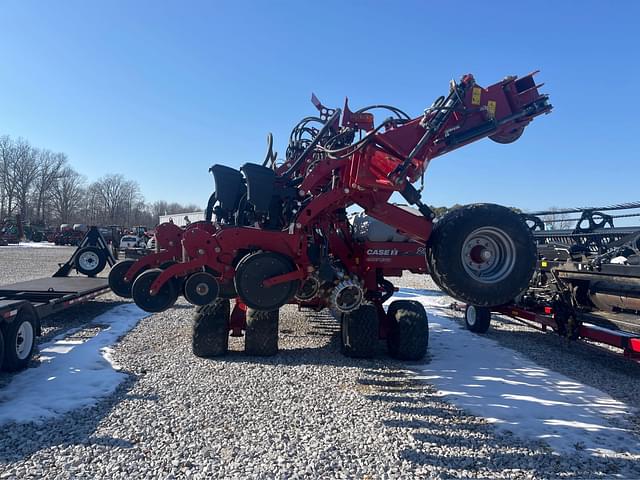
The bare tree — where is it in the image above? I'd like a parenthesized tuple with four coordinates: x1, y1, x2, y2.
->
(33, 150, 66, 224)
(12, 140, 39, 221)
(542, 207, 573, 230)
(53, 167, 86, 224)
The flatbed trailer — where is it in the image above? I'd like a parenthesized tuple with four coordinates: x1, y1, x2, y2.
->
(0, 227, 115, 371)
(455, 302, 640, 361)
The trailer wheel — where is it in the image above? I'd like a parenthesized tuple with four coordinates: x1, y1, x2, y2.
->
(341, 303, 379, 358)
(193, 299, 230, 357)
(108, 259, 138, 298)
(244, 309, 279, 356)
(1, 310, 36, 372)
(75, 246, 107, 277)
(464, 305, 491, 333)
(132, 268, 179, 313)
(387, 300, 429, 360)
(427, 204, 536, 307)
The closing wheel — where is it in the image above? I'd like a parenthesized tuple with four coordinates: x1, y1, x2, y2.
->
(341, 303, 379, 358)
(464, 305, 491, 333)
(193, 299, 230, 357)
(387, 300, 429, 360)
(108, 259, 138, 298)
(244, 309, 279, 356)
(234, 251, 300, 310)
(1, 309, 36, 372)
(426, 204, 536, 307)
(489, 126, 524, 144)
(132, 268, 178, 313)
(184, 272, 220, 306)
(75, 246, 107, 277)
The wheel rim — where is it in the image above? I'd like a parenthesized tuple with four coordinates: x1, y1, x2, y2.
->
(133, 270, 178, 312)
(466, 306, 477, 326)
(461, 227, 516, 284)
(79, 251, 99, 271)
(16, 320, 34, 360)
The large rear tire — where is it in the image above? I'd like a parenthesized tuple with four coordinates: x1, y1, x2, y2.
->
(341, 303, 379, 358)
(193, 300, 230, 357)
(427, 204, 536, 307)
(244, 309, 279, 356)
(387, 300, 429, 361)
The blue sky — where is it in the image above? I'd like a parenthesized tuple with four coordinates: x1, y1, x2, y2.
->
(1, 1, 638, 212)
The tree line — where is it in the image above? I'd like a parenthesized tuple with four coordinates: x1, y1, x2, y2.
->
(0, 135, 199, 228)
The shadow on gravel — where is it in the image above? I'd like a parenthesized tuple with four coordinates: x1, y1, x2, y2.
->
(0, 373, 144, 463)
(356, 369, 636, 478)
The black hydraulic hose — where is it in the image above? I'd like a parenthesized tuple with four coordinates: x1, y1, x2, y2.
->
(282, 109, 342, 178)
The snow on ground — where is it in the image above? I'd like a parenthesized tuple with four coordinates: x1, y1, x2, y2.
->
(16, 242, 62, 248)
(391, 288, 640, 458)
(0, 304, 149, 425)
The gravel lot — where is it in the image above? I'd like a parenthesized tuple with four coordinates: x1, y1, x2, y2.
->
(1, 247, 639, 479)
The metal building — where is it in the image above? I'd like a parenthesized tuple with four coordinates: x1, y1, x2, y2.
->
(158, 211, 205, 227)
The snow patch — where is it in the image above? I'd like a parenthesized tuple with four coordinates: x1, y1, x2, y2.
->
(389, 288, 640, 458)
(16, 242, 63, 248)
(0, 303, 149, 424)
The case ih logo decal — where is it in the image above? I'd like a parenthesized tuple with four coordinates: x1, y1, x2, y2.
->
(367, 248, 399, 256)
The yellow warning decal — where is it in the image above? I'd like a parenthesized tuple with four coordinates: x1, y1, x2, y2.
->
(471, 87, 481, 105)
(541, 260, 548, 267)
(487, 100, 496, 118)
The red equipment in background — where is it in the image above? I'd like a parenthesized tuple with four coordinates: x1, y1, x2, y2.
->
(110, 71, 552, 360)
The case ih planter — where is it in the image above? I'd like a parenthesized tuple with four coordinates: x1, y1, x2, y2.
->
(109, 72, 552, 359)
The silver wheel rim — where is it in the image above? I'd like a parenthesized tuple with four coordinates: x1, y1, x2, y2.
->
(16, 320, 34, 360)
(461, 227, 516, 284)
(79, 251, 99, 271)
(466, 306, 477, 326)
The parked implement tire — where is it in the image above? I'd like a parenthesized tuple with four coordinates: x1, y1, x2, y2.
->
(464, 305, 491, 333)
(193, 299, 230, 357)
(108, 259, 138, 298)
(75, 246, 107, 277)
(1, 310, 36, 372)
(426, 204, 536, 307)
(244, 309, 279, 356)
(341, 303, 379, 359)
(387, 300, 429, 361)
(132, 268, 178, 313)
(234, 251, 300, 311)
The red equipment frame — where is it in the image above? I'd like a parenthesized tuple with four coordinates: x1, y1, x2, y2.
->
(135, 72, 550, 301)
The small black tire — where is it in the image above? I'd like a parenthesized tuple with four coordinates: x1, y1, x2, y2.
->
(341, 303, 379, 358)
(131, 268, 179, 313)
(234, 251, 299, 310)
(464, 305, 491, 333)
(108, 259, 137, 298)
(387, 300, 429, 360)
(426, 204, 536, 307)
(193, 299, 230, 357)
(244, 309, 279, 356)
(75, 246, 107, 277)
(1, 310, 37, 372)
